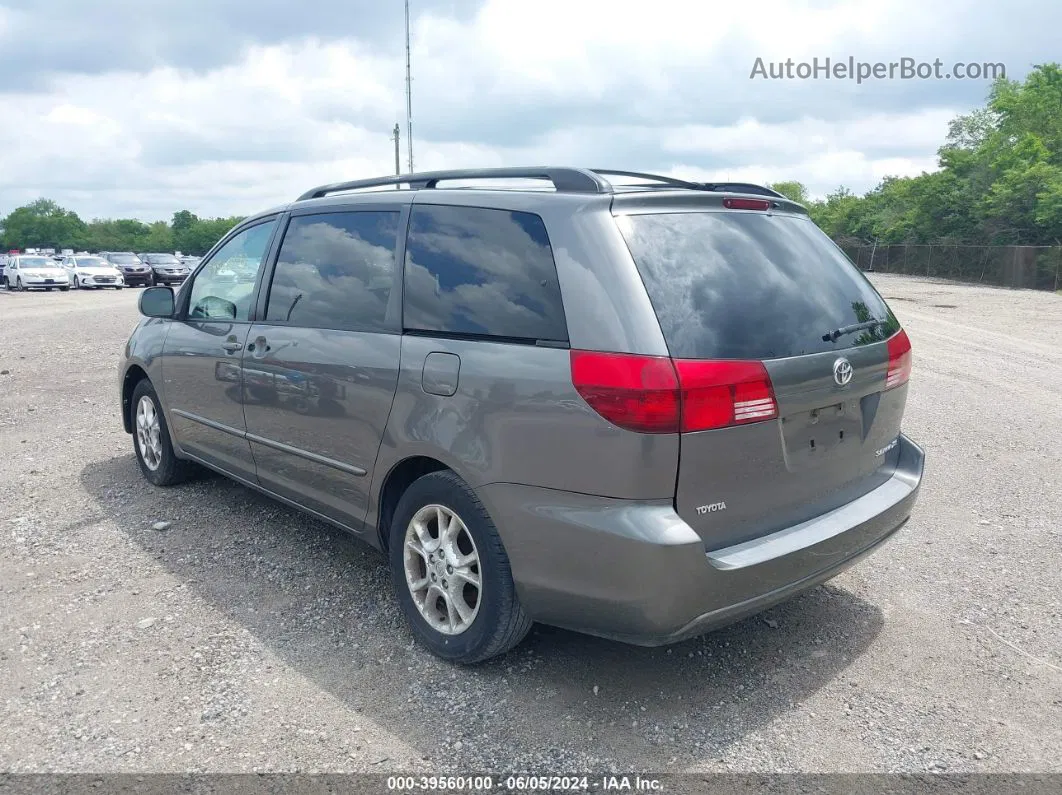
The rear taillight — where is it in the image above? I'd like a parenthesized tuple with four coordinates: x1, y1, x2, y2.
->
(885, 329, 912, 390)
(569, 351, 679, 433)
(570, 351, 778, 434)
(674, 359, 778, 431)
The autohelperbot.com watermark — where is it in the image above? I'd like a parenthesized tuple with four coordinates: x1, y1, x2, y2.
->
(750, 57, 1006, 84)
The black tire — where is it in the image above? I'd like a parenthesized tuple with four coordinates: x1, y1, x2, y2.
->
(130, 379, 195, 487)
(73, 276, 80, 289)
(59, 286, 69, 292)
(16, 277, 25, 292)
(389, 470, 532, 664)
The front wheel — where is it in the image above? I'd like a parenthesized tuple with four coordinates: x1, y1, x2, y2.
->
(59, 286, 69, 292)
(389, 470, 532, 664)
(130, 379, 195, 486)
(73, 276, 80, 289)
(115, 285, 124, 290)
(16, 277, 26, 292)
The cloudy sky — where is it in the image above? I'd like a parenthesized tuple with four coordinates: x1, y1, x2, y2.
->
(0, 0, 1056, 221)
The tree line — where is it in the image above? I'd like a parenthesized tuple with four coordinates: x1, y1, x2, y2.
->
(0, 202, 245, 256)
(769, 63, 1062, 247)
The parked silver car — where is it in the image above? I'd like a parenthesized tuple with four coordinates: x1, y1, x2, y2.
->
(61, 255, 125, 289)
(118, 167, 924, 663)
(5, 255, 70, 291)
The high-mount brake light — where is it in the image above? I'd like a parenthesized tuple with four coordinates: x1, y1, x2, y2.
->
(723, 197, 772, 211)
(885, 329, 912, 390)
(570, 351, 778, 434)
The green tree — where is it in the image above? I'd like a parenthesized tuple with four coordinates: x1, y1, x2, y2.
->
(0, 199, 86, 249)
(769, 181, 809, 204)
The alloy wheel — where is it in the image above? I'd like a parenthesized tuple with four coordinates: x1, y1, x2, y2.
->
(403, 504, 482, 635)
(135, 395, 163, 471)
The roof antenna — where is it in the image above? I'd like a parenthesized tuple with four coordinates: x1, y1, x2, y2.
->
(404, 0, 414, 173)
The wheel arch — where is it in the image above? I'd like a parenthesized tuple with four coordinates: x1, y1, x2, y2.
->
(375, 455, 453, 552)
(121, 364, 150, 433)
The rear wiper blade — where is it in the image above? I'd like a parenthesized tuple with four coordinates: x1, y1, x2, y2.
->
(822, 319, 886, 343)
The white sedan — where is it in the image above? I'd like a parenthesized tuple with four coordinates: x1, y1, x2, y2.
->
(60, 255, 125, 289)
(4, 256, 71, 291)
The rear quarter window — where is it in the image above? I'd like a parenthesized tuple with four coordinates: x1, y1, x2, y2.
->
(402, 205, 568, 342)
(616, 211, 899, 360)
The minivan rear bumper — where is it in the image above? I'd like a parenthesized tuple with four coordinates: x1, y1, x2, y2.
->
(479, 434, 924, 646)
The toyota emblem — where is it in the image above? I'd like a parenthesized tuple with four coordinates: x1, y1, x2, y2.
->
(833, 357, 853, 386)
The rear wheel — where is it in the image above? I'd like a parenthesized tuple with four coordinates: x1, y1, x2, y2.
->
(130, 379, 195, 487)
(389, 470, 532, 664)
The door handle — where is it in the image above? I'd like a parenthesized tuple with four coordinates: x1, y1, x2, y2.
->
(221, 341, 243, 353)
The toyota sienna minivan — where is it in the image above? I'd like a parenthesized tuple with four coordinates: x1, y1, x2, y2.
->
(118, 167, 924, 663)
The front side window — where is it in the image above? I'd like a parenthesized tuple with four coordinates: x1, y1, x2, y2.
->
(187, 220, 276, 321)
(403, 205, 568, 342)
(265, 211, 399, 332)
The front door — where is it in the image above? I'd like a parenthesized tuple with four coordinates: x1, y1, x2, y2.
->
(241, 208, 404, 529)
(160, 218, 279, 482)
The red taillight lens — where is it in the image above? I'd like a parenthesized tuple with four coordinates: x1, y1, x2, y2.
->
(570, 351, 680, 433)
(723, 197, 771, 210)
(570, 351, 778, 433)
(885, 329, 912, 390)
(674, 359, 778, 431)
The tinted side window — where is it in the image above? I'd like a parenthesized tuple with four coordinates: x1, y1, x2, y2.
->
(265, 211, 399, 333)
(187, 220, 277, 321)
(403, 205, 568, 342)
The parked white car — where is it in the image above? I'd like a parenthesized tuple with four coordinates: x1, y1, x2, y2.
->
(4, 255, 70, 291)
(61, 255, 125, 289)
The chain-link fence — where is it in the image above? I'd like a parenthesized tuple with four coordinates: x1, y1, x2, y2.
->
(837, 243, 1062, 292)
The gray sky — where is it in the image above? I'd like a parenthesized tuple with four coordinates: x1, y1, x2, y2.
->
(0, 0, 1055, 221)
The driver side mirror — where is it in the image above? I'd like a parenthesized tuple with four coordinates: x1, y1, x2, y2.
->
(139, 286, 175, 318)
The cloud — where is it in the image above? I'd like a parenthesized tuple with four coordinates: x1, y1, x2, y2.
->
(0, 0, 1058, 220)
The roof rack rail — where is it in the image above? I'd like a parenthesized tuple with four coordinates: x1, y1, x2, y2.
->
(697, 182, 786, 199)
(297, 167, 611, 201)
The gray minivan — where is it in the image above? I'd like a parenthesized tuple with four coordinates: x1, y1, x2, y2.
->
(118, 168, 924, 663)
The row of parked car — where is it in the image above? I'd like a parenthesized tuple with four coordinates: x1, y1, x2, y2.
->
(0, 252, 201, 291)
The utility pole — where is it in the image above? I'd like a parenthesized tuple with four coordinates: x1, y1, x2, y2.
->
(392, 124, 401, 176)
(404, 0, 414, 172)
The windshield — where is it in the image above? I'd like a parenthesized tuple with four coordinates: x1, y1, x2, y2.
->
(147, 254, 181, 265)
(616, 210, 899, 360)
(20, 257, 55, 268)
(110, 254, 141, 264)
(74, 257, 108, 267)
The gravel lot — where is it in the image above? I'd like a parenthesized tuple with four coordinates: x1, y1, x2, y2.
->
(0, 275, 1059, 776)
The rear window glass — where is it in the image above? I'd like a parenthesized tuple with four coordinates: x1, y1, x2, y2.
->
(616, 211, 899, 360)
(403, 205, 568, 342)
(266, 211, 398, 333)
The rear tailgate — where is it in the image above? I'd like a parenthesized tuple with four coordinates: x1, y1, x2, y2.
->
(616, 203, 910, 550)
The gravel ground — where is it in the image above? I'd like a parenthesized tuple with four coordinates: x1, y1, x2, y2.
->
(0, 275, 1059, 776)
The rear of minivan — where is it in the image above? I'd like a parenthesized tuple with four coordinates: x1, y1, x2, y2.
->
(485, 190, 924, 644)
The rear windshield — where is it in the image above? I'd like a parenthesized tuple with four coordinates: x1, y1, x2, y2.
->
(616, 211, 899, 360)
